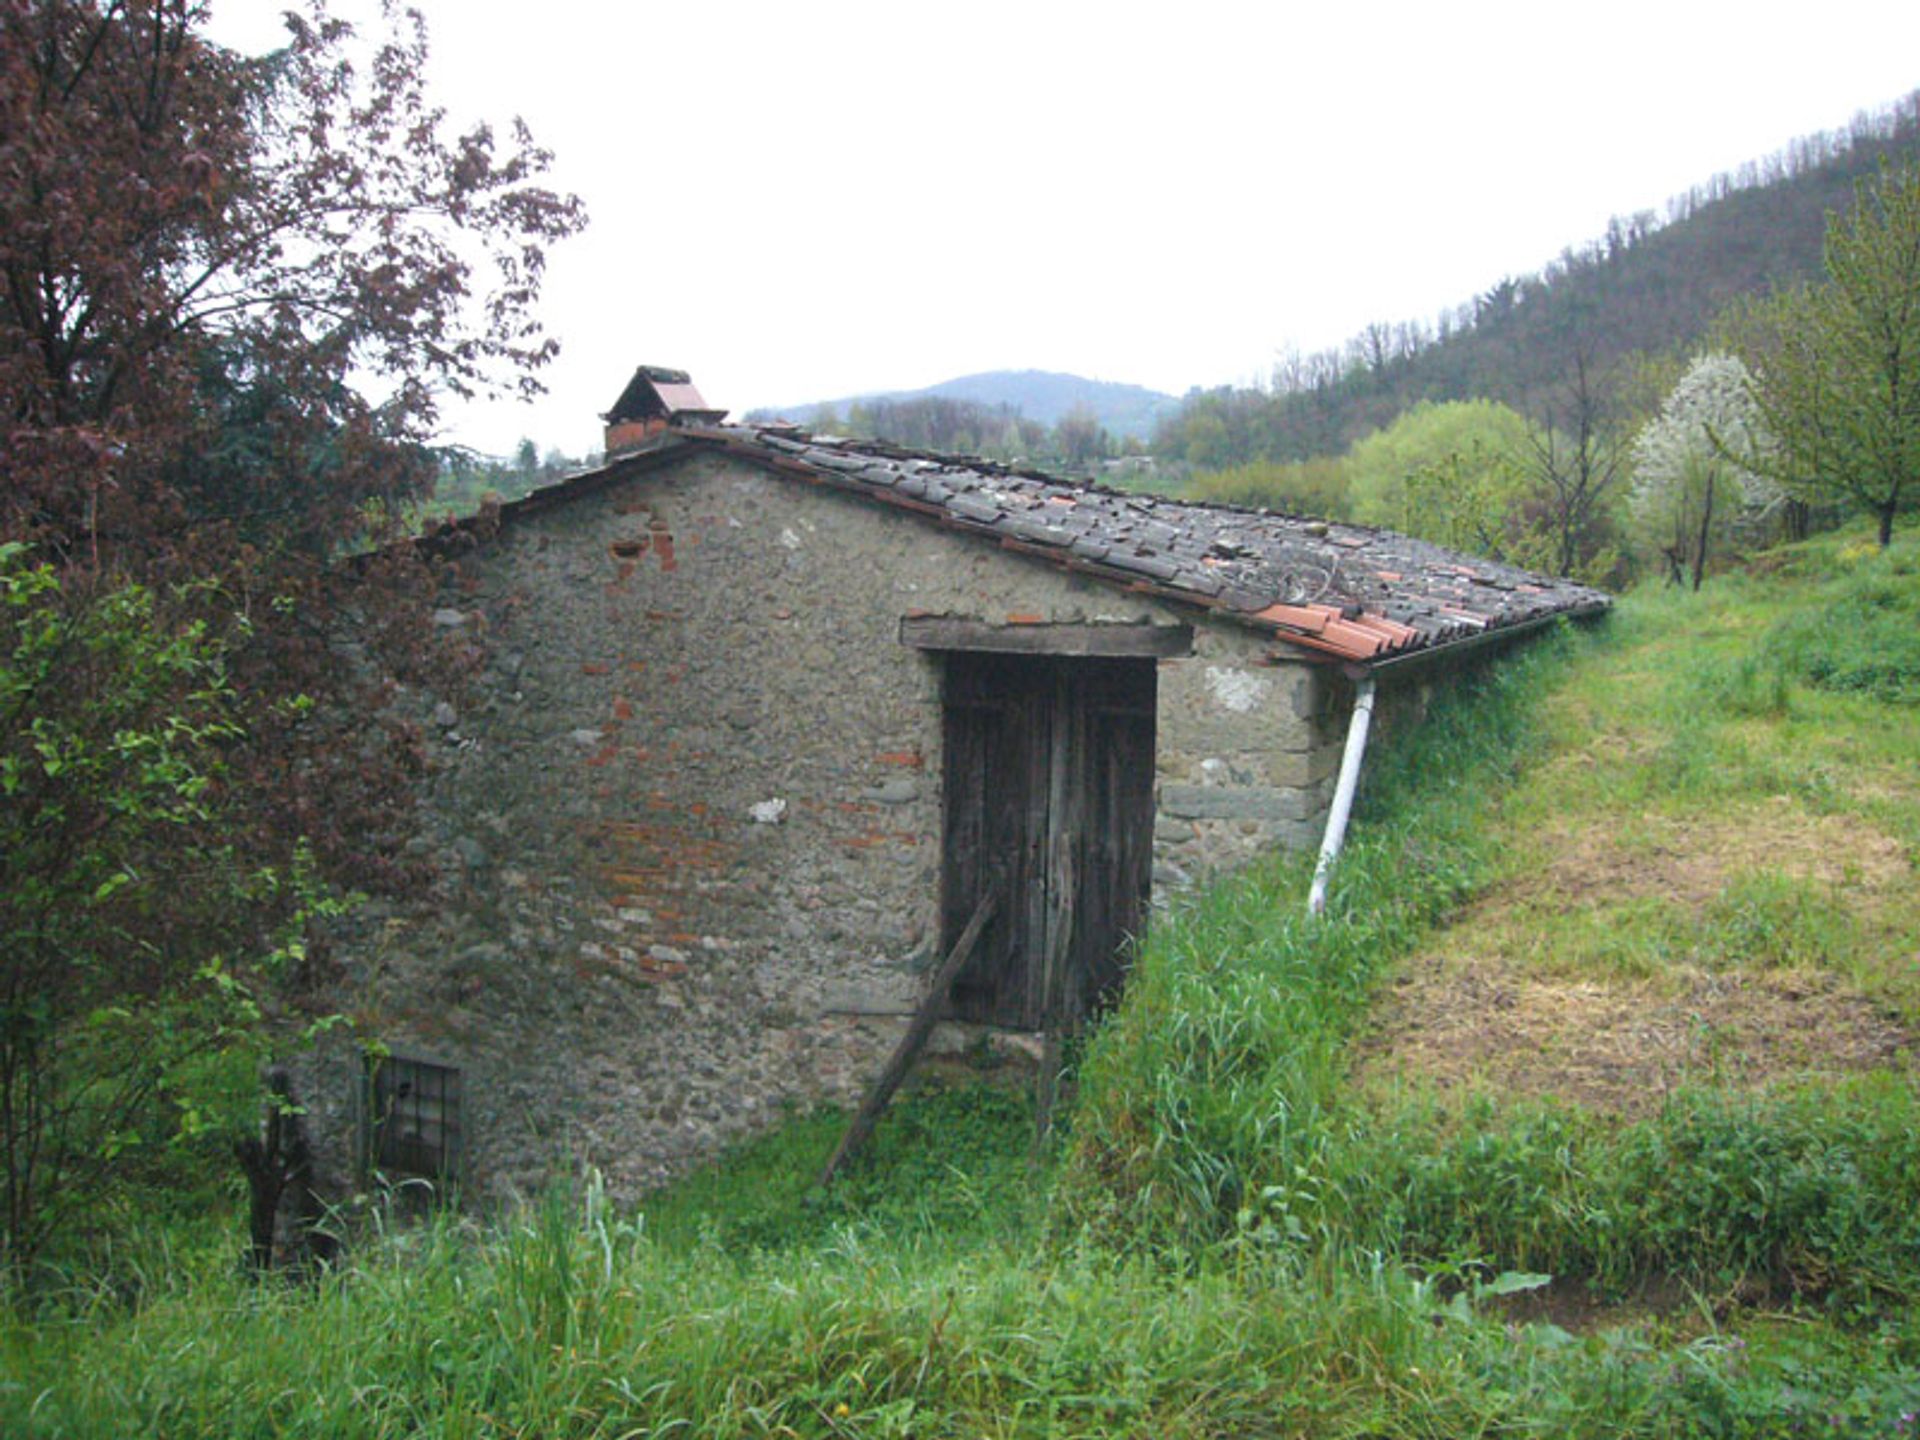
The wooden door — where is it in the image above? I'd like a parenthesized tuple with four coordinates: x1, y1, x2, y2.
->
(939, 654, 1156, 1030)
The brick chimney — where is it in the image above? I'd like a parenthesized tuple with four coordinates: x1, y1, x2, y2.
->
(602, 366, 727, 456)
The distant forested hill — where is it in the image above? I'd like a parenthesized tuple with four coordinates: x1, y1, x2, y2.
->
(1158, 92, 1920, 467)
(750, 369, 1179, 441)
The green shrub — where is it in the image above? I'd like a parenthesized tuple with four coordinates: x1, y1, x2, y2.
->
(1763, 546, 1920, 704)
(1349, 1079, 1920, 1307)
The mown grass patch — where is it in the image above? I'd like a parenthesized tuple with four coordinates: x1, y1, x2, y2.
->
(1377, 527, 1918, 1027)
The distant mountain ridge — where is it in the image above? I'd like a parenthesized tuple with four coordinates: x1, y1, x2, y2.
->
(750, 369, 1179, 441)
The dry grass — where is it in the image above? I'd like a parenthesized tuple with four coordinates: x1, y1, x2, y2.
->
(1500, 802, 1909, 913)
(1354, 953, 1915, 1119)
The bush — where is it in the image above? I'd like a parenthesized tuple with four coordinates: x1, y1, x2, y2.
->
(1346, 1078, 1920, 1307)
(1763, 546, 1920, 704)
(0, 548, 314, 1273)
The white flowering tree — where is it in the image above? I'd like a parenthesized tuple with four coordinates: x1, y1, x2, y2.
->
(1630, 353, 1777, 589)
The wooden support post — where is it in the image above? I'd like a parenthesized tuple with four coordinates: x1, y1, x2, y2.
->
(818, 880, 1001, 1188)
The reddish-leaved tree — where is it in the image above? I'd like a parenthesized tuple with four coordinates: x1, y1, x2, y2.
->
(2, 0, 584, 559)
(0, 0, 584, 1266)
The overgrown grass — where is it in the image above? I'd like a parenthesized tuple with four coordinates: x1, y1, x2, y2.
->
(638, 1076, 1042, 1255)
(8, 525, 1920, 1436)
(1762, 540, 1920, 705)
(11, 1179, 1920, 1439)
(1354, 1077, 1920, 1309)
(1060, 629, 1570, 1248)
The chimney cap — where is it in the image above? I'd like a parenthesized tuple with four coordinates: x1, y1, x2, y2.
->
(603, 364, 727, 426)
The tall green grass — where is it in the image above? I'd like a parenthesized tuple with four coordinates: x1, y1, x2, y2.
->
(638, 1079, 1043, 1255)
(1060, 633, 1567, 1248)
(0, 1184, 1592, 1438)
(1352, 1077, 1920, 1308)
(1762, 542, 1920, 705)
(11, 1168, 1917, 1438)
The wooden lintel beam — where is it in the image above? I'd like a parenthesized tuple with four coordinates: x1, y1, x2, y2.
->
(898, 616, 1194, 658)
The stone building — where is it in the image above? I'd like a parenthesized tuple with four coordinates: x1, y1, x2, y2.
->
(300, 367, 1607, 1203)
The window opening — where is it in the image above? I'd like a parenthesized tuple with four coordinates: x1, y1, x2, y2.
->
(364, 1053, 461, 1181)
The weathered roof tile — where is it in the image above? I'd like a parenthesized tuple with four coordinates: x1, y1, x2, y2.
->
(502, 423, 1609, 665)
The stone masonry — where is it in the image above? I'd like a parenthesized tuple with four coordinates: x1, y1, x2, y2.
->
(299, 447, 1353, 1203)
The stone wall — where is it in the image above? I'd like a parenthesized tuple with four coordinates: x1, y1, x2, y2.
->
(297, 446, 1348, 1203)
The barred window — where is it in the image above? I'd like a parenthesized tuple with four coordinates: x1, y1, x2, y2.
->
(364, 1054, 461, 1181)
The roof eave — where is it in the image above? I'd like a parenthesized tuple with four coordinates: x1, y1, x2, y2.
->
(1328, 601, 1611, 679)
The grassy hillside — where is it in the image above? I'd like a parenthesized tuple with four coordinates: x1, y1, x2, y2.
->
(1067, 529, 1918, 1283)
(6, 529, 1918, 1437)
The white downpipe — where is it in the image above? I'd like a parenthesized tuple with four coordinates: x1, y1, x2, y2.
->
(1307, 677, 1377, 917)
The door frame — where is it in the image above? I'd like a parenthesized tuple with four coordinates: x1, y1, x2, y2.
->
(916, 621, 1190, 1030)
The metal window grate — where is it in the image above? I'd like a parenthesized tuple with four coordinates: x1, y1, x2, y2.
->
(365, 1054, 461, 1180)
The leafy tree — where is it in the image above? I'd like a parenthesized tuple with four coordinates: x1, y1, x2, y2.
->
(0, 0, 585, 559)
(1187, 457, 1353, 519)
(1338, 399, 1565, 566)
(0, 0, 583, 1261)
(514, 439, 541, 486)
(0, 548, 332, 1268)
(1399, 452, 1556, 571)
(1053, 404, 1111, 470)
(0, 0, 577, 879)
(1723, 164, 1920, 548)
(1345, 400, 1530, 531)
(836, 396, 1035, 457)
(1630, 353, 1776, 588)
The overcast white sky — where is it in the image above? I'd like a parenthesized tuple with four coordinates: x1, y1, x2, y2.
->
(208, 1, 1920, 458)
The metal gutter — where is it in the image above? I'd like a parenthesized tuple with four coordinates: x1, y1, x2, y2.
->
(1335, 604, 1609, 682)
